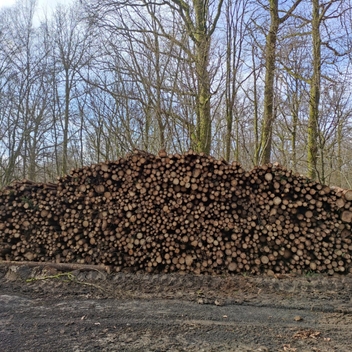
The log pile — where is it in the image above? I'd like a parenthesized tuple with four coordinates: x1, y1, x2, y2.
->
(0, 150, 352, 275)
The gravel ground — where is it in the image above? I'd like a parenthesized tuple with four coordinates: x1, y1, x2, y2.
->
(1, 263, 352, 351)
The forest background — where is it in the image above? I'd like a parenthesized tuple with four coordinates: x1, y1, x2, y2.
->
(0, 0, 351, 188)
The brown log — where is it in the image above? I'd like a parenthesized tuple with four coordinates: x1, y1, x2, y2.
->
(341, 211, 352, 223)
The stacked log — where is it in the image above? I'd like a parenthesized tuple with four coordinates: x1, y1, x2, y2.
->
(0, 180, 60, 262)
(0, 150, 351, 275)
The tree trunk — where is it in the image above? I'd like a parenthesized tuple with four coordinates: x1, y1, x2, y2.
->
(252, 45, 260, 165)
(291, 85, 299, 173)
(260, 0, 303, 165)
(307, 0, 321, 180)
(337, 119, 343, 187)
(225, 25, 234, 162)
(260, 0, 279, 165)
(194, 0, 212, 155)
(62, 69, 70, 176)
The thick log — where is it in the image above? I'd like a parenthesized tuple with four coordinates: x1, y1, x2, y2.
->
(341, 211, 352, 223)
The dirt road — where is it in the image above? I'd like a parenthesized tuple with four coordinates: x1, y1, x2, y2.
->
(1, 264, 352, 351)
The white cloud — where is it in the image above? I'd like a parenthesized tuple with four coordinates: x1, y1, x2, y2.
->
(0, 0, 75, 26)
(0, 0, 16, 8)
(0, 0, 74, 11)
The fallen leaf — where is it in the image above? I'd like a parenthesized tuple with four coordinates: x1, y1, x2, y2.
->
(293, 329, 321, 339)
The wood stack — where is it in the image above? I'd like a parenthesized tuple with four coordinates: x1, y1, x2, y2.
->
(0, 150, 351, 275)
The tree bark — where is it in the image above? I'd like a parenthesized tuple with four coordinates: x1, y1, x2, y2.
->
(260, 0, 303, 165)
(260, 0, 279, 165)
(307, 0, 321, 180)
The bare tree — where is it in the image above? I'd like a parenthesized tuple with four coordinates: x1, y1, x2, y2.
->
(224, 0, 250, 161)
(259, 0, 303, 164)
(306, 0, 348, 180)
(51, 3, 94, 175)
(0, 0, 54, 185)
(84, 0, 224, 154)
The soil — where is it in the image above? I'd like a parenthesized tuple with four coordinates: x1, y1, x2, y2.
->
(1, 263, 352, 352)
